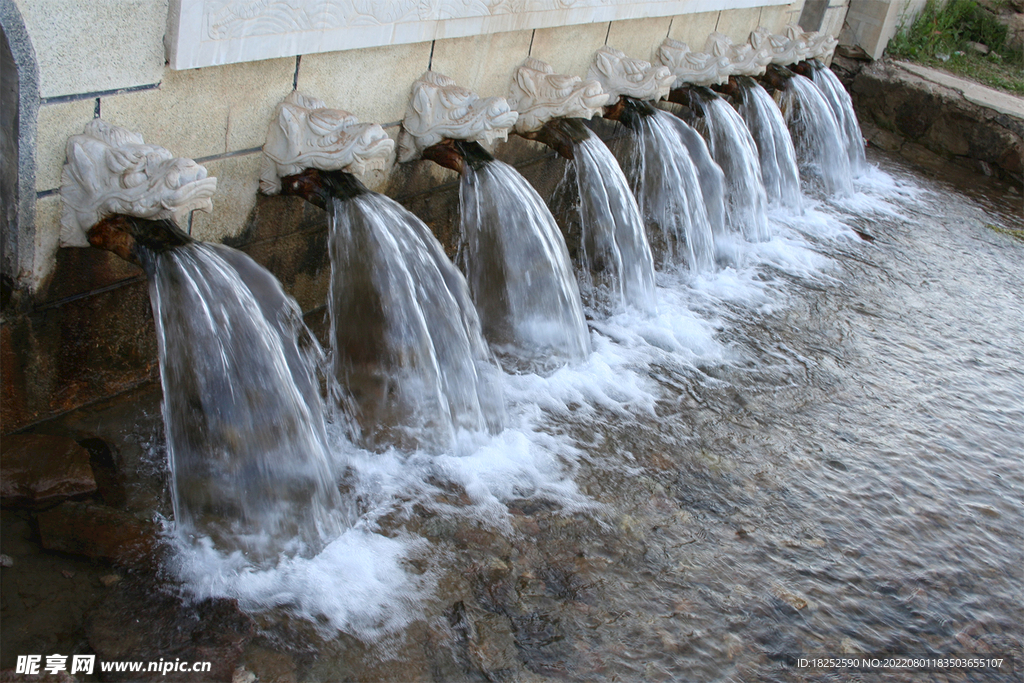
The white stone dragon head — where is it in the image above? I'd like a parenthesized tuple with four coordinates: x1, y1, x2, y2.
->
(260, 91, 395, 195)
(399, 71, 519, 163)
(784, 24, 839, 61)
(60, 119, 217, 247)
(750, 25, 811, 66)
(588, 46, 675, 102)
(656, 38, 731, 87)
(704, 31, 772, 77)
(507, 57, 610, 134)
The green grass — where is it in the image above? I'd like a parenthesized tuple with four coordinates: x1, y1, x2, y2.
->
(888, 0, 1024, 96)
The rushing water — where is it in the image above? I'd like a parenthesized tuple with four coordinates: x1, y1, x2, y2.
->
(327, 189, 504, 451)
(736, 77, 803, 212)
(552, 122, 657, 315)
(617, 105, 718, 271)
(459, 159, 591, 363)
(154, 147, 1023, 681)
(689, 87, 771, 242)
(778, 73, 855, 197)
(146, 241, 345, 560)
(810, 59, 868, 177)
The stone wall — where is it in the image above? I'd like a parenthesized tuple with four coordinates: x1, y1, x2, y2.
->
(1, 0, 833, 433)
(849, 59, 1024, 182)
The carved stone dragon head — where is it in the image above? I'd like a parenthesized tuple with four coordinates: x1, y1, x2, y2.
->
(399, 71, 519, 163)
(704, 31, 772, 77)
(750, 26, 811, 66)
(657, 38, 731, 87)
(783, 24, 839, 61)
(60, 119, 217, 247)
(260, 91, 394, 195)
(508, 57, 610, 134)
(588, 46, 675, 103)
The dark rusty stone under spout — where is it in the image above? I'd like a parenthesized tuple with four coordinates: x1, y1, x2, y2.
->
(604, 97, 658, 131)
(760, 64, 797, 94)
(420, 139, 496, 175)
(518, 118, 593, 161)
(87, 215, 192, 267)
(279, 168, 369, 210)
(711, 76, 741, 102)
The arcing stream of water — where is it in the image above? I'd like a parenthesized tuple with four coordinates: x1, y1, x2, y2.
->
(777, 71, 855, 197)
(736, 76, 803, 212)
(551, 121, 657, 316)
(615, 103, 718, 271)
(145, 240, 346, 562)
(688, 87, 772, 243)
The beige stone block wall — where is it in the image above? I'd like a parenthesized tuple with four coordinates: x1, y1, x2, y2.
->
(15, 0, 166, 98)
(606, 17, 673, 63)
(34, 99, 96, 193)
(667, 11, 721, 48)
(716, 7, 770, 43)
(822, 1, 852, 43)
(189, 153, 262, 243)
(297, 41, 433, 125)
(32, 194, 60, 285)
(100, 58, 296, 163)
(430, 30, 535, 99)
(531, 22, 610, 79)
(759, 2, 806, 33)
(28, 4, 831, 266)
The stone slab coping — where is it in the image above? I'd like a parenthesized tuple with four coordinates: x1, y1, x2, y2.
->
(896, 61, 1024, 120)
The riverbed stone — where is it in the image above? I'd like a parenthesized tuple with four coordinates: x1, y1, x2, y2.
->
(0, 434, 96, 508)
(86, 582, 254, 682)
(36, 501, 157, 566)
(470, 612, 520, 675)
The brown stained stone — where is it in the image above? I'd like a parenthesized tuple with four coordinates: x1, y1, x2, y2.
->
(470, 612, 520, 675)
(1, 279, 158, 435)
(87, 582, 255, 683)
(0, 434, 96, 508)
(36, 501, 158, 566)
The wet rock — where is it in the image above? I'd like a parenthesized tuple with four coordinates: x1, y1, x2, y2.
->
(230, 668, 255, 683)
(0, 670, 78, 682)
(0, 435, 96, 508)
(86, 581, 255, 682)
(36, 501, 158, 566)
(770, 584, 809, 611)
(239, 649, 296, 683)
(470, 613, 520, 676)
(99, 574, 121, 587)
(77, 437, 126, 508)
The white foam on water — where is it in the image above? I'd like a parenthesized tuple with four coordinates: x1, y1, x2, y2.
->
(165, 523, 432, 640)
(164, 160, 920, 647)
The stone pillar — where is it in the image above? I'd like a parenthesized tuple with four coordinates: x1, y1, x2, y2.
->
(841, 0, 929, 59)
